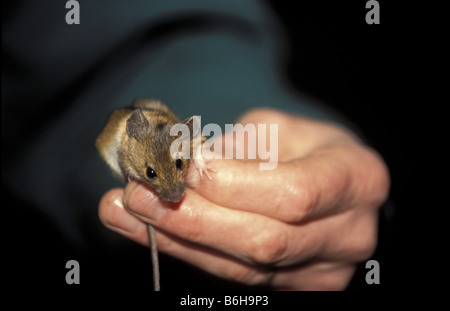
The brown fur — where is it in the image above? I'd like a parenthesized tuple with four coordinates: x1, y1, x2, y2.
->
(95, 99, 194, 202)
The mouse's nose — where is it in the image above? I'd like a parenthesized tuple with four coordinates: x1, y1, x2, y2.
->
(160, 182, 185, 203)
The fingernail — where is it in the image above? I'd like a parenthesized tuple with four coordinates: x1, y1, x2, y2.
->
(123, 181, 167, 222)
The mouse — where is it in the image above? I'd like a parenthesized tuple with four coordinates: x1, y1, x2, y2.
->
(96, 98, 211, 203)
(95, 98, 212, 291)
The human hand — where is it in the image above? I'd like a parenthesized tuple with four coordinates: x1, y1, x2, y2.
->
(99, 108, 390, 290)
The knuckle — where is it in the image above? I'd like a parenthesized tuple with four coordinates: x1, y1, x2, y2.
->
(280, 181, 316, 222)
(354, 233, 378, 261)
(327, 211, 378, 263)
(358, 148, 391, 209)
(248, 230, 288, 265)
(350, 213, 378, 261)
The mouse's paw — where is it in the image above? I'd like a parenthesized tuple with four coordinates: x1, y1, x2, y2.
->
(193, 156, 215, 180)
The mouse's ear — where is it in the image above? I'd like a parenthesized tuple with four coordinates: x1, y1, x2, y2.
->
(127, 109, 149, 140)
(181, 116, 201, 140)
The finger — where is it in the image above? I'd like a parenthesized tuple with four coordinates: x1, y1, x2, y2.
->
(100, 185, 377, 277)
(154, 229, 276, 286)
(98, 188, 145, 239)
(123, 181, 325, 266)
(99, 189, 274, 286)
(101, 191, 356, 290)
(100, 193, 363, 289)
(272, 261, 356, 291)
(197, 142, 388, 223)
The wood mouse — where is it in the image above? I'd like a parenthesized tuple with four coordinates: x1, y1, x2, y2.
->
(96, 98, 211, 202)
(96, 99, 212, 291)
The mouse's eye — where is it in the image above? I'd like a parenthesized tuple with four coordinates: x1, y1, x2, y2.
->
(175, 159, 183, 170)
(146, 166, 157, 179)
